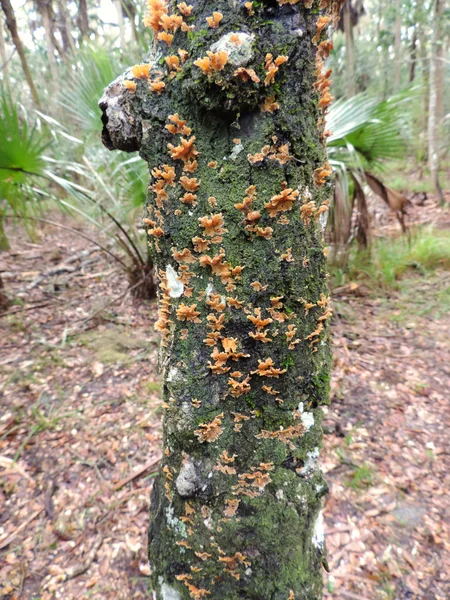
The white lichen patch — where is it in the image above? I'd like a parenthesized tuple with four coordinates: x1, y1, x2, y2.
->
(299, 447, 320, 476)
(210, 32, 255, 66)
(165, 506, 188, 537)
(175, 457, 200, 497)
(298, 402, 314, 431)
(319, 210, 328, 232)
(159, 577, 182, 600)
(230, 143, 244, 160)
(167, 366, 182, 384)
(312, 510, 325, 550)
(166, 264, 184, 298)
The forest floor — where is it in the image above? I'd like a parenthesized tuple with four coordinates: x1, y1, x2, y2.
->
(0, 196, 449, 600)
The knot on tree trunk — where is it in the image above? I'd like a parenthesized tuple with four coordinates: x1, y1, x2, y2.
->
(99, 78, 142, 152)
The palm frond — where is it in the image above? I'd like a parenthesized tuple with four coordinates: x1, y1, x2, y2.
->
(327, 91, 411, 171)
(326, 92, 412, 263)
(58, 45, 141, 138)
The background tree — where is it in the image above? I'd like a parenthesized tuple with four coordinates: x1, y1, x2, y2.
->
(100, 1, 344, 598)
(0, 12, 10, 90)
(340, 0, 365, 96)
(0, 0, 40, 105)
(428, 0, 445, 204)
(78, 0, 90, 41)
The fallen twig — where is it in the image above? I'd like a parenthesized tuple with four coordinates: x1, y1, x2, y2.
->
(0, 456, 34, 483)
(339, 592, 372, 600)
(113, 456, 161, 491)
(0, 301, 54, 318)
(0, 507, 44, 550)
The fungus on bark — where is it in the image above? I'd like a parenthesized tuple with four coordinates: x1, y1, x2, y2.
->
(99, 1, 344, 597)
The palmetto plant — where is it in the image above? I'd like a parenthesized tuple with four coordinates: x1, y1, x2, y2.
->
(59, 44, 143, 139)
(0, 91, 50, 249)
(326, 91, 410, 263)
(0, 85, 155, 299)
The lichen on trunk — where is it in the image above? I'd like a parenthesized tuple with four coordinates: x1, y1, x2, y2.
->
(99, 1, 343, 598)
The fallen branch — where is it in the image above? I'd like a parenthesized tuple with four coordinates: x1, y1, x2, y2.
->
(0, 301, 54, 319)
(26, 249, 100, 290)
(0, 455, 34, 483)
(113, 456, 161, 491)
(77, 277, 145, 326)
(0, 507, 44, 550)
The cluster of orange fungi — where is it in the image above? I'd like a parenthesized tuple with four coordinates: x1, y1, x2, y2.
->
(140, 2, 340, 596)
(194, 51, 229, 75)
(264, 53, 289, 86)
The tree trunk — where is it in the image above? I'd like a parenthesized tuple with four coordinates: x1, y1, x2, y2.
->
(408, 27, 417, 83)
(56, 0, 75, 54)
(78, 0, 89, 41)
(114, 0, 126, 48)
(0, 0, 40, 106)
(122, 0, 139, 44)
(428, 0, 445, 204)
(343, 0, 356, 96)
(36, 0, 58, 77)
(0, 11, 11, 90)
(100, 1, 343, 598)
(393, 10, 402, 92)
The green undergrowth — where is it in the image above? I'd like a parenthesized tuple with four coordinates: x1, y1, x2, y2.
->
(330, 227, 450, 290)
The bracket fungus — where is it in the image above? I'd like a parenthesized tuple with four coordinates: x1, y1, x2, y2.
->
(99, 0, 343, 597)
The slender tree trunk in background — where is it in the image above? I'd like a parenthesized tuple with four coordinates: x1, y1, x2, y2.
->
(343, 0, 356, 96)
(56, 0, 75, 54)
(393, 10, 402, 92)
(0, 0, 40, 106)
(409, 27, 417, 83)
(78, 0, 89, 41)
(100, 1, 343, 598)
(418, 25, 429, 169)
(376, 0, 389, 99)
(114, 0, 126, 48)
(428, 0, 445, 204)
(122, 0, 138, 44)
(37, 0, 57, 77)
(0, 13, 11, 90)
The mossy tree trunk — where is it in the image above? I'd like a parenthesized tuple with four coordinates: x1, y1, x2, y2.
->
(100, 1, 343, 598)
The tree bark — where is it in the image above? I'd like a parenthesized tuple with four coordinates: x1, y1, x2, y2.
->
(100, 1, 343, 598)
(428, 0, 445, 204)
(114, 0, 126, 48)
(0, 0, 40, 106)
(122, 0, 139, 44)
(0, 11, 11, 90)
(408, 27, 417, 83)
(56, 0, 75, 54)
(393, 10, 402, 92)
(343, 0, 356, 96)
(78, 0, 89, 41)
(36, 0, 58, 77)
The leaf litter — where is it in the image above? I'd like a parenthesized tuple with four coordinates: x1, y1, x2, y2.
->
(0, 209, 449, 599)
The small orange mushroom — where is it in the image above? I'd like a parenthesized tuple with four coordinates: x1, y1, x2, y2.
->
(206, 11, 223, 28)
(177, 2, 192, 16)
(176, 303, 201, 322)
(131, 64, 151, 79)
(123, 80, 137, 92)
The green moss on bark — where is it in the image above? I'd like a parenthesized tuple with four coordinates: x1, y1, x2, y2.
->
(100, 1, 343, 598)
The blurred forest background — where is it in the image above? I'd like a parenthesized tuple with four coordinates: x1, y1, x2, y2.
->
(0, 1, 449, 599)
